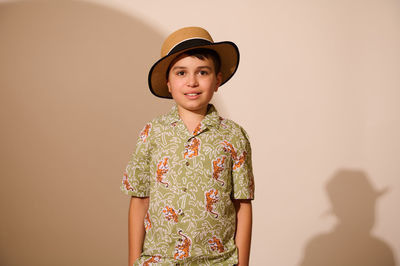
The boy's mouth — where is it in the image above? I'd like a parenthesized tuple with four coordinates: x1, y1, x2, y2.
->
(184, 93, 201, 96)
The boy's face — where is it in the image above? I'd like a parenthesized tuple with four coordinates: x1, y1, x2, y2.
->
(167, 54, 222, 115)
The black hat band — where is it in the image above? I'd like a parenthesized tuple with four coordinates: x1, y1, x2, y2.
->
(168, 38, 213, 56)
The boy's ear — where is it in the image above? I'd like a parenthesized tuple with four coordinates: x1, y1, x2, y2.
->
(167, 80, 172, 93)
(215, 72, 223, 92)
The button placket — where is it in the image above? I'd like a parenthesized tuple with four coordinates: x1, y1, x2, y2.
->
(183, 136, 193, 167)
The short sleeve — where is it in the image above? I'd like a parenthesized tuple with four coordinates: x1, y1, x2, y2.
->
(231, 127, 255, 200)
(120, 123, 152, 197)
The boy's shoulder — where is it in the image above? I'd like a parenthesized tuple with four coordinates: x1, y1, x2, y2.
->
(219, 117, 250, 141)
(219, 117, 244, 130)
(146, 108, 177, 128)
(137, 108, 177, 138)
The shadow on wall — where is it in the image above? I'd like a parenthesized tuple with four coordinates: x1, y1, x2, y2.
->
(299, 169, 396, 266)
(0, 1, 170, 265)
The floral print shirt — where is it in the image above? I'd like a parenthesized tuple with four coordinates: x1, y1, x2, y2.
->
(121, 104, 254, 266)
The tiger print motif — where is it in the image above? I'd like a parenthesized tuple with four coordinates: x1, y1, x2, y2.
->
(156, 157, 169, 187)
(162, 206, 181, 223)
(221, 140, 246, 170)
(205, 189, 219, 218)
(174, 230, 191, 260)
(208, 236, 225, 253)
(140, 123, 151, 143)
(192, 123, 202, 136)
(143, 255, 161, 265)
(184, 138, 200, 159)
(122, 172, 133, 191)
(212, 156, 226, 186)
(144, 211, 152, 232)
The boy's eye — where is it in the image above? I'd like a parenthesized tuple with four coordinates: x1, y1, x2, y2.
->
(176, 71, 185, 76)
(199, 70, 209, 75)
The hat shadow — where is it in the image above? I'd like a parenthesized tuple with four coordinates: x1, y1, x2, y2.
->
(298, 169, 396, 266)
(0, 1, 170, 265)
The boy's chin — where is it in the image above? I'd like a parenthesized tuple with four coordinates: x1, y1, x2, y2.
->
(176, 102, 210, 114)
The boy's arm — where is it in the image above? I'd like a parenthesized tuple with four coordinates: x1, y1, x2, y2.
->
(128, 196, 149, 266)
(234, 199, 253, 266)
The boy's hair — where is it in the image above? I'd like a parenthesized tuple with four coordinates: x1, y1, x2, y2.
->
(166, 48, 221, 79)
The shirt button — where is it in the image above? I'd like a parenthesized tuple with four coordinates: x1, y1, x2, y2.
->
(180, 212, 185, 216)
(185, 161, 190, 166)
(182, 187, 187, 192)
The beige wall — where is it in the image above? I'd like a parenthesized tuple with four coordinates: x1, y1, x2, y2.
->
(0, 0, 399, 265)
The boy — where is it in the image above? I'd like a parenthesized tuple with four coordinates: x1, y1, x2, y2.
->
(121, 27, 254, 266)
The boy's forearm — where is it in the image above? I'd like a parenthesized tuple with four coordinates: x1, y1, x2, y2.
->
(234, 199, 253, 266)
(128, 196, 149, 266)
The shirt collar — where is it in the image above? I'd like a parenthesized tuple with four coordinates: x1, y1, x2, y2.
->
(202, 104, 221, 128)
(166, 104, 221, 129)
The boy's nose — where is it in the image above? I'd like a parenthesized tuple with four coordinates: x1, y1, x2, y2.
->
(187, 74, 199, 87)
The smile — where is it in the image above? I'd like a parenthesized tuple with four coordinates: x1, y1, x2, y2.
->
(184, 93, 201, 96)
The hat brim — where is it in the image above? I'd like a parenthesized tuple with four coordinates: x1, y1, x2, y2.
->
(148, 41, 239, 99)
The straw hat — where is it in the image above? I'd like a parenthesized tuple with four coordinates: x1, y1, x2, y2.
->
(148, 26, 240, 99)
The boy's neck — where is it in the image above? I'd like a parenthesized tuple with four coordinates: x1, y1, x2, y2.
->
(177, 105, 209, 134)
